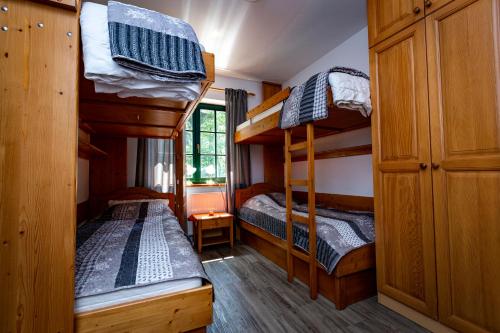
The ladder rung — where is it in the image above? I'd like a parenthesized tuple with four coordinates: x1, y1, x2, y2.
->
(289, 141, 307, 152)
(291, 213, 309, 225)
(290, 248, 310, 262)
(289, 179, 308, 186)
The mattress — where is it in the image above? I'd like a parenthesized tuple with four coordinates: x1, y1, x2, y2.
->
(75, 200, 210, 313)
(75, 277, 202, 313)
(236, 102, 284, 131)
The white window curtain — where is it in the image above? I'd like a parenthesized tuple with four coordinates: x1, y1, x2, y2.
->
(135, 138, 176, 193)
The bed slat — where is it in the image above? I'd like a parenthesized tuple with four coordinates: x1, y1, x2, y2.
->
(291, 213, 309, 225)
(289, 141, 308, 152)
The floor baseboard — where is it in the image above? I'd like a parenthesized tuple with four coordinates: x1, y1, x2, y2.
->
(378, 293, 458, 333)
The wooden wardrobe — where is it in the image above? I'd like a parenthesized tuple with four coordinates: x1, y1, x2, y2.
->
(0, 0, 79, 332)
(369, 0, 500, 332)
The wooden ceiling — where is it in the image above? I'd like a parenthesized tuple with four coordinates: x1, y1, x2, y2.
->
(79, 52, 215, 139)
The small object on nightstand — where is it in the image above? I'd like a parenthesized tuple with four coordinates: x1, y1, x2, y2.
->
(208, 210, 214, 216)
(188, 212, 234, 254)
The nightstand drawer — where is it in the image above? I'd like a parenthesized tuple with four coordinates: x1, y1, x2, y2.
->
(202, 217, 231, 230)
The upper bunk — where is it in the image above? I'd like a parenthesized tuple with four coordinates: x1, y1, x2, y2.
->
(79, 52, 215, 140)
(235, 86, 371, 144)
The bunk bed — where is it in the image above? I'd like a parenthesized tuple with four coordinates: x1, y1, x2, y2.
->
(235, 86, 371, 144)
(234, 86, 376, 310)
(75, 3, 216, 332)
(74, 188, 212, 333)
(79, 52, 215, 140)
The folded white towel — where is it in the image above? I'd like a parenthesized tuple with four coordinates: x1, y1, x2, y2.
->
(328, 72, 372, 117)
(94, 82, 200, 99)
(80, 2, 200, 100)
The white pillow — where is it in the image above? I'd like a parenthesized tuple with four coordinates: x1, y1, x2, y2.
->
(108, 198, 170, 208)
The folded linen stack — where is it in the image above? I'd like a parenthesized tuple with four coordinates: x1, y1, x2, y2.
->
(328, 67, 371, 117)
(80, 1, 206, 100)
(279, 66, 372, 129)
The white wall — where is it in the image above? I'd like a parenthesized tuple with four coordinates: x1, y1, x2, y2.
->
(204, 73, 263, 110)
(283, 27, 369, 87)
(77, 158, 89, 204)
(292, 127, 373, 196)
(283, 27, 373, 196)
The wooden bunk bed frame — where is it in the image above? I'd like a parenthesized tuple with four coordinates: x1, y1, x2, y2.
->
(235, 86, 371, 144)
(234, 86, 375, 309)
(75, 187, 213, 333)
(73, 12, 216, 332)
(236, 184, 376, 310)
(79, 52, 215, 140)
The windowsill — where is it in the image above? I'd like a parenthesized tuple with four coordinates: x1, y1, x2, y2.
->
(186, 183, 226, 188)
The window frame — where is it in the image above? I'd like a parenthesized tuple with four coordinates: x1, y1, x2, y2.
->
(185, 103, 226, 184)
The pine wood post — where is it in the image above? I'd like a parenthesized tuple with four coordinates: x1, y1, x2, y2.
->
(284, 129, 294, 282)
(307, 123, 318, 299)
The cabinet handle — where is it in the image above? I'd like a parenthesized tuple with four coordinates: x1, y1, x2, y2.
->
(419, 163, 428, 170)
(424, 0, 432, 8)
(431, 163, 440, 170)
(413, 6, 421, 14)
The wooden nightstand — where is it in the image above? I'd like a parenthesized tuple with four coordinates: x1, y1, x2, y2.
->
(189, 213, 234, 254)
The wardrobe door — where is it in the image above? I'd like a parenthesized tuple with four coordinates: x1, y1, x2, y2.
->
(368, 0, 424, 46)
(424, 0, 455, 14)
(427, 0, 500, 332)
(370, 21, 438, 318)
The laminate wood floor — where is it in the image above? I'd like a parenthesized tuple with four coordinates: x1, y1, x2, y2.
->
(201, 244, 429, 333)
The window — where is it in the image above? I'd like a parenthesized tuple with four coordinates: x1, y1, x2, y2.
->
(185, 103, 226, 184)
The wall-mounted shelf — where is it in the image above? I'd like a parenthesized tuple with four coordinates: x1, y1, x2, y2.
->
(292, 144, 372, 162)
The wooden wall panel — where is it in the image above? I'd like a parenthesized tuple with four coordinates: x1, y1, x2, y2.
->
(263, 145, 285, 188)
(293, 191, 374, 212)
(262, 81, 282, 100)
(90, 136, 128, 216)
(261, 82, 284, 188)
(0, 1, 79, 332)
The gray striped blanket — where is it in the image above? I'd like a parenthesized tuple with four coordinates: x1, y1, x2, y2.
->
(279, 67, 370, 129)
(75, 201, 209, 298)
(238, 193, 375, 274)
(108, 1, 206, 82)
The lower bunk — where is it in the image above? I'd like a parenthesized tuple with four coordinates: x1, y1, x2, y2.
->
(74, 188, 213, 333)
(235, 183, 376, 310)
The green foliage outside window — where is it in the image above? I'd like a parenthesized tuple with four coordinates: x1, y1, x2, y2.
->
(185, 104, 226, 184)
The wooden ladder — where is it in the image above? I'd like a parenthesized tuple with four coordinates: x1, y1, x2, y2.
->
(284, 123, 318, 299)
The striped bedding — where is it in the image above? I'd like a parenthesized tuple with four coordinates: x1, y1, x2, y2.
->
(76, 201, 209, 299)
(107, 1, 206, 82)
(279, 67, 370, 129)
(238, 193, 375, 274)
